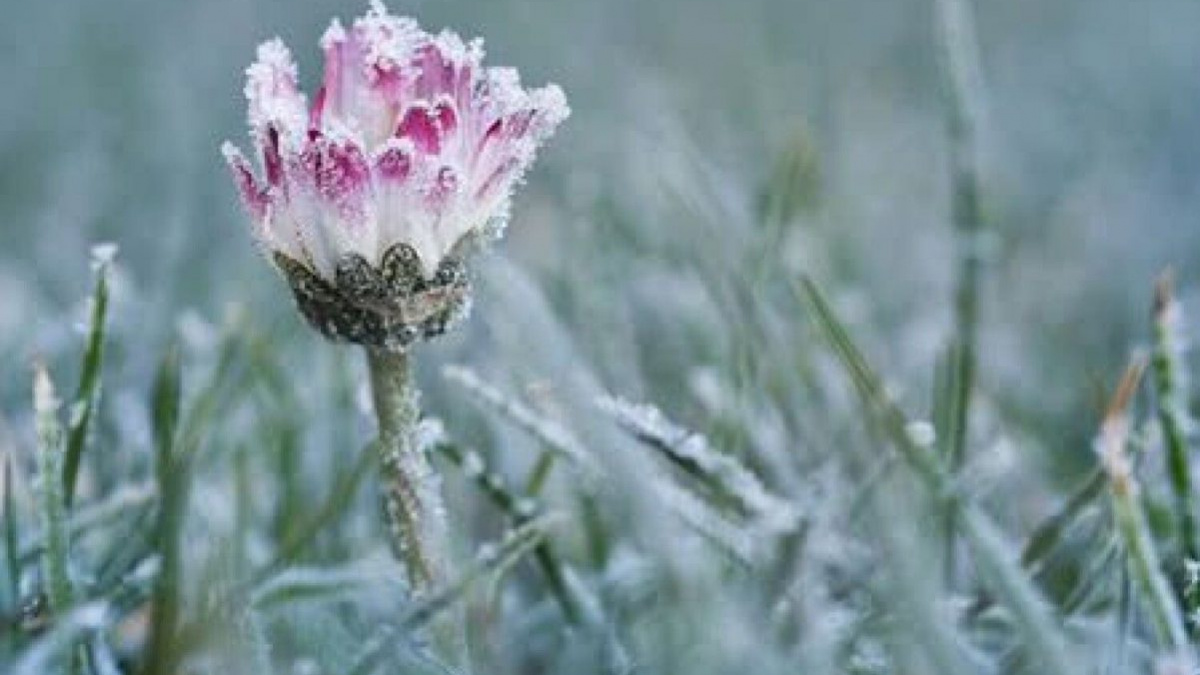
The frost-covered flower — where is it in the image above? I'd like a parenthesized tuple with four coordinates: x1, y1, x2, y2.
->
(222, 1, 568, 350)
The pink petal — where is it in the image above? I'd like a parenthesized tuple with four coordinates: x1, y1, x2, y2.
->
(310, 85, 328, 130)
(397, 104, 441, 154)
(300, 135, 372, 224)
(318, 20, 347, 116)
(221, 142, 269, 221)
(374, 141, 414, 182)
(244, 38, 308, 140)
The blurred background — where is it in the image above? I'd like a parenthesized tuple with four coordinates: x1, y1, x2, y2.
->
(5, 0, 1200, 450)
(4, 0, 1200, 672)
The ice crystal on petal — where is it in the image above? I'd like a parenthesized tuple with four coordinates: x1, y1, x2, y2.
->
(223, 1, 568, 349)
(244, 39, 308, 143)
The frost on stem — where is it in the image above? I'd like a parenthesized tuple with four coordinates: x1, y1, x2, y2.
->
(366, 348, 449, 595)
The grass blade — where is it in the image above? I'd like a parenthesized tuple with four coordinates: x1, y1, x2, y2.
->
(4, 455, 18, 607)
(33, 363, 73, 615)
(250, 562, 403, 610)
(1150, 274, 1199, 572)
(434, 438, 582, 623)
(348, 516, 556, 675)
(597, 394, 800, 535)
(63, 245, 114, 507)
(1020, 467, 1106, 572)
(443, 365, 595, 473)
(799, 277, 1083, 675)
(1096, 359, 1192, 660)
(142, 344, 187, 675)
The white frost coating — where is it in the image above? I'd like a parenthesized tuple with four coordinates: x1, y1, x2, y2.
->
(597, 394, 800, 536)
(652, 474, 757, 564)
(89, 242, 119, 269)
(461, 449, 485, 478)
(414, 417, 447, 452)
(514, 498, 538, 520)
(243, 38, 307, 141)
(354, 0, 422, 73)
(443, 365, 595, 471)
(14, 602, 111, 675)
(1185, 559, 1200, 593)
(475, 542, 499, 563)
(319, 18, 346, 50)
(904, 420, 937, 448)
(33, 365, 60, 415)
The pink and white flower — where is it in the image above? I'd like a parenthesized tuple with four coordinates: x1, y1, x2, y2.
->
(222, 1, 568, 349)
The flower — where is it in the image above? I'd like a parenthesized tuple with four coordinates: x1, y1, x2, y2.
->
(222, 1, 568, 350)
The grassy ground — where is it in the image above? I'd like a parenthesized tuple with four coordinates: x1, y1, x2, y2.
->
(4, 0, 1200, 672)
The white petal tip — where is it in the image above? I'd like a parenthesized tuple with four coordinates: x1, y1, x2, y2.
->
(320, 18, 346, 48)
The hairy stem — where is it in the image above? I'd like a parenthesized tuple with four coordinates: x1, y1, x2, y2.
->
(365, 348, 462, 658)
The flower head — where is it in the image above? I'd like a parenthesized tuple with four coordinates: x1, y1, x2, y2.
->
(223, 1, 568, 350)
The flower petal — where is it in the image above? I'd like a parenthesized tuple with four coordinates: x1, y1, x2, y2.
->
(221, 141, 269, 223)
(244, 38, 308, 143)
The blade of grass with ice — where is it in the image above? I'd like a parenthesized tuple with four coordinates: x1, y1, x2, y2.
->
(1150, 274, 1199, 583)
(799, 277, 1083, 675)
(597, 394, 800, 536)
(142, 344, 187, 675)
(34, 364, 73, 616)
(4, 455, 18, 607)
(1020, 467, 1106, 572)
(1096, 359, 1191, 660)
(347, 516, 556, 675)
(443, 365, 595, 472)
(63, 245, 114, 507)
(935, 0, 990, 588)
(18, 483, 155, 566)
(250, 561, 404, 610)
(434, 437, 582, 623)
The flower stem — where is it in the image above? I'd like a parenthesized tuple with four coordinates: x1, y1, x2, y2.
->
(365, 348, 462, 658)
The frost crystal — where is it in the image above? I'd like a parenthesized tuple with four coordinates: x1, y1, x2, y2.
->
(89, 242, 119, 270)
(223, 2, 569, 350)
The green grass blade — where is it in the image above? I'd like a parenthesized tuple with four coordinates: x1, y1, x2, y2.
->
(4, 455, 18, 606)
(63, 248, 113, 508)
(1096, 360, 1192, 660)
(443, 365, 595, 473)
(142, 345, 186, 675)
(33, 363, 73, 615)
(799, 277, 1083, 675)
(1020, 467, 1106, 571)
(254, 441, 374, 585)
(435, 440, 582, 623)
(1150, 274, 1199, 571)
(250, 562, 402, 610)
